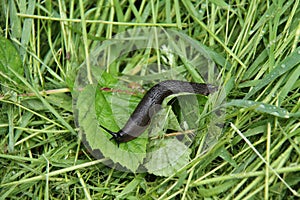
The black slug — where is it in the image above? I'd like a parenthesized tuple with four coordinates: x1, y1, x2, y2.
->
(100, 80, 218, 144)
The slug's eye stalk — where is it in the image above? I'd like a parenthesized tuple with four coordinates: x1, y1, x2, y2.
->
(99, 125, 121, 147)
(99, 125, 118, 138)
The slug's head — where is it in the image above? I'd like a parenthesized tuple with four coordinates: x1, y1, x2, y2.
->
(99, 125, 134, 146)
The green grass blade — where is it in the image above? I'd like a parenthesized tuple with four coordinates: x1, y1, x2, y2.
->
(244, 47, 300, 99)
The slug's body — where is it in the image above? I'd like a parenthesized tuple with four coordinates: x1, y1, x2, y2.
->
(100, 80, 217, 144)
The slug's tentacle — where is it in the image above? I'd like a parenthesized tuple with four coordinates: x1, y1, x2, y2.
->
(99, 125, 118, 138)
(100, 80, 218, 145)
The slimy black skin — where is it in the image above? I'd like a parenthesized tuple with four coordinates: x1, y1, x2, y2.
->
(100, 80, 218, 145)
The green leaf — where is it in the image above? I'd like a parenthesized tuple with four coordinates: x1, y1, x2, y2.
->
(0, 36, 24, 85)
(144, 137, 191, 177)
(76, 84, 147, 172)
